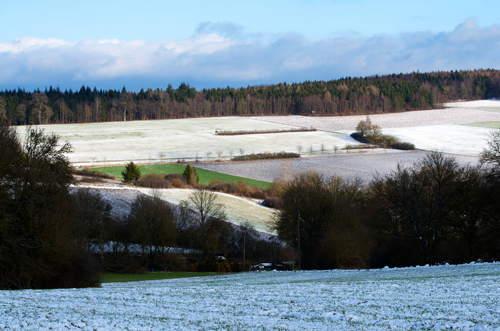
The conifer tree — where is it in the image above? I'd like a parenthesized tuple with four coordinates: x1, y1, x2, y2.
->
(183, 164, 199, 186)
(122, 162, 141, 183)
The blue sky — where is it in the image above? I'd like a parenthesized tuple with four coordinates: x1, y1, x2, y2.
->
(1, 0, 499, 91)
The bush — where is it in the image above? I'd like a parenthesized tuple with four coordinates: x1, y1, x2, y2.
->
(207, 179, 267, 199)
(216, 128, 316, 136)
(165, 173, 186, 183)
(261, 196, 283, 209)
(388, 141, 415, 150)
(137, 173, 172, 188)
(72, 168, 115, 179)
(171, 178, 184, 188)
(76, 176, 105, 183)
(232, 152, 300, 161)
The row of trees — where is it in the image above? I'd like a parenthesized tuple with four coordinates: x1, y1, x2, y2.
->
(274, 141, 500, 269)
(2, 69, 500, 125)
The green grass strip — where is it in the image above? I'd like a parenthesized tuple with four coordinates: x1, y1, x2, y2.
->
(89, 164, 272, 189)
(461, 121, 500, 129)
(100, 272, 221, 283)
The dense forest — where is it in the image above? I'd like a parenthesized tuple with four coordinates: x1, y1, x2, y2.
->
(1, 69, 500, 125)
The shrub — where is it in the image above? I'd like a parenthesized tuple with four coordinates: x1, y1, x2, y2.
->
(137, 173, 172, 188)
(171, 178, 184, 188)
(232, 151, 300, 161)
(165, 173, 186, 183)
(261, 196, 283, 209)
(72, 168, 114, 179)
(388, 141, 416, 150)
(76, 176, 105, 183)
(216, 127, 316, 136)
(207, 179, 267, 199)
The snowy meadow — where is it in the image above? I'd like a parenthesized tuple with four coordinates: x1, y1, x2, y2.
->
(1, 262, 499, 330)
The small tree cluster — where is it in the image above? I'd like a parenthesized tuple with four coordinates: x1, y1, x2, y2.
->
(355, 116, 382, 141)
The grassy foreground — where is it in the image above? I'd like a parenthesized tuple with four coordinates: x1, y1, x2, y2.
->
(89, 164, 272, 189)
(100, 272, 220, 283)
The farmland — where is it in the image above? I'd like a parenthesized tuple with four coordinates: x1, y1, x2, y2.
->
(195, 151, 480, 183)
(88, 164, 272, 189)
(15, 101, 500, 169)
(17, 117, 360, 165)
(1, 262, 498, 330)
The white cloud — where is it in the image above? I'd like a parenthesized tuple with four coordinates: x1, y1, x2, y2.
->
(0, 19, 499, 90)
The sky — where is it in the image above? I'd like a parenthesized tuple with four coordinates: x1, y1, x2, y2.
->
(0, 0, 499, 91)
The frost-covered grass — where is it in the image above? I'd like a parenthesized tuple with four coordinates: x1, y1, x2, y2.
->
(89, 164, 272, 189)
(254, 106, 500, 131)
(100, 272, 218, 283)
(19, 117, 358, 165)
(443, 99, 500, 109)
(1, 263, 499, 330)
(381, 125, 493, 156)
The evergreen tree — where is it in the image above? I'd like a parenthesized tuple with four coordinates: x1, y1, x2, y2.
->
(122, 162, 141, 183)
(183, 164, 199, 186)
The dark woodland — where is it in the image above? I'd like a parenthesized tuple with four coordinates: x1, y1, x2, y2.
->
(1, 69, 500, 125)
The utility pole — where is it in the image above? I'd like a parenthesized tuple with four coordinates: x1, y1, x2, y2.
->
(274, 238, 277, 270)
(297, 210, 301, 271)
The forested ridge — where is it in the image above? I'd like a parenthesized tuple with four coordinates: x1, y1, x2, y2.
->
(1, 69, 500, 125)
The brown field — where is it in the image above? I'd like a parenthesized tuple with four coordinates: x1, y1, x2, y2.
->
(195, 151, 480, 184)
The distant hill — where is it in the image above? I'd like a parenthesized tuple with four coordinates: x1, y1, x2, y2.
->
(1, 69, 500, 125)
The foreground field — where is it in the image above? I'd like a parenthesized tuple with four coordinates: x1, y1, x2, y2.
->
(1, 263, 498, 330)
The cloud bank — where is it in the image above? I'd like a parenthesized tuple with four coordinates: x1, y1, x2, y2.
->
(1, 19, 499, 91)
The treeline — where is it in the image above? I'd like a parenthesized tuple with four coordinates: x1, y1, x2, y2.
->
(274, 146, 500, 269)
(1, 69, 500, 125)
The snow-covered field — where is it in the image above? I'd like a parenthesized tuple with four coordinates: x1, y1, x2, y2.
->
(77, 185, 276, 234)
(18, 117, 359, 165)
(254, 101, 500, 157)
(254, 105, 500, 131)
(158, 189, 275, 234)
(380, 125, 494, 156)
(16, 101, 500, 164)
(1, 262, 499, 330)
